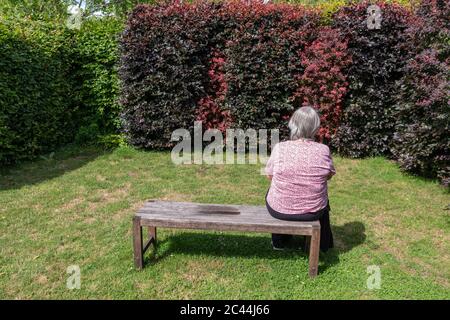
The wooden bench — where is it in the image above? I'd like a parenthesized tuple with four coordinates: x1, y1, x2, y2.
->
(133, 200, 321, 277)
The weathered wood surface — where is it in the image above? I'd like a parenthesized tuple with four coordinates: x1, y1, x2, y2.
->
(136, 200, 320, 235)
(134, 200, 322, 277)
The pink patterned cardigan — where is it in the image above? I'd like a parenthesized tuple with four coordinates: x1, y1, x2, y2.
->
(265, 140, 336, 214)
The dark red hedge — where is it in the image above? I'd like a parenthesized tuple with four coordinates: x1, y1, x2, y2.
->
(291, 27, 352, 144)
(222, 2, 322, 141)
(119, 0, 449, 185)
(119, 1, 343, 147)
(392, 0, 450, 186)
(119, 2, 217, 148)
(332, 1, 413, 157)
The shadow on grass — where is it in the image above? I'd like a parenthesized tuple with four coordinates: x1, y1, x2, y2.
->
(0, 145, 110, 191)
(146, 221, 366, 273)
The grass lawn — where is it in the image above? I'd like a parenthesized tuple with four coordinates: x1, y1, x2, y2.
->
(0, 145, 449, 299)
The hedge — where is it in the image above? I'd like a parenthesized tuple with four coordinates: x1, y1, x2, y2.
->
(119, 0, 448, 185)
(0, 15, 124, 164)
(291, 26, 352, 143)
(119, 2, 217, 148)
(223, 3, 323, 140)
(0, 18, 77, 164)
(120, 2, 351, 146)
(332, 1, 412, 157)
(72, 18, 123, 143)
(392, 0, 450, 186)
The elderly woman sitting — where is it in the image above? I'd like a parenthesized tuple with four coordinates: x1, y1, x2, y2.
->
(265, 106, 335, 251)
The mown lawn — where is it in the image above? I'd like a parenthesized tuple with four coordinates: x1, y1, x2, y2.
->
(0, 146, 449, 299)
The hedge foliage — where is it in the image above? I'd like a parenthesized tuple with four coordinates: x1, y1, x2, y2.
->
(392, 0, 450, 186)
(333, 2, 412, 157)
(291, 27, 352, 143)
(120, 2, 233, 148)
(0, 15, 123, 164)
(119, 0, 448, 185)
(1, 1, 448, 185)
(72, 18, 123, 142)
(0, 18, 77, 164)
(120, 2, 351, 146)
(224, 3, 322, 140)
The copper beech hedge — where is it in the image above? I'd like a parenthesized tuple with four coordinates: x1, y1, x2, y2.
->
(119, 1, 350, 146)
(119, 0, 448, 185)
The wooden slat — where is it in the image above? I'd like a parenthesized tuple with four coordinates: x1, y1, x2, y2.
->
(133, 200, 322, 277)
(132, 216, 143, 270)
(308, 228, 321, 277)
(143, 237, 154, 253)
(136, 200, 319, 235)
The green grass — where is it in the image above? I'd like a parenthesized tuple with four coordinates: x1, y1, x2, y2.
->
(0, 145, 449, 299)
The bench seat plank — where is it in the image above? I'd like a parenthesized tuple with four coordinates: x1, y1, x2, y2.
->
(133, 200, 321, 277)
(136, 200, 320, 235)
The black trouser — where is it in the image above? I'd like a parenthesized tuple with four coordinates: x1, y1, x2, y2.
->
(265, 194, 334, 252)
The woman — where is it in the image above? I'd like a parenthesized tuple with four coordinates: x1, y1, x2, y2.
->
(265, 106, 335, 251)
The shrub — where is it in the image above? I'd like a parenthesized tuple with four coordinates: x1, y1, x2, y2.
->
(195, 50, 232, 133)
(0, 14, 125, 164)
(120, 2, 324, 146)
(119, 2, 217, 148)
(223, 3, 321, 140)
(333, 1, 412, 157)
(72, 18, 123, 135)
(392, 0, 450, 186)
(97, 133, 127, 149)
(74, 123, 101, 146)
(291, 26, 352, 144)
(0, 18, 77, 164)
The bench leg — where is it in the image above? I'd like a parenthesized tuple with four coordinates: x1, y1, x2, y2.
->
(148, 226, 157, 247)
(308, 228, 321, 278)
(133, 216, 143, 270)
(304, 236, 311, 253)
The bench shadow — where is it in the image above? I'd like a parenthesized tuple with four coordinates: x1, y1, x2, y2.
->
(0, 146, 109, 191)
(146, 221, 366, 273)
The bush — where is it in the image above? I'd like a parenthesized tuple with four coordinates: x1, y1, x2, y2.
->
(119, 2, 218, 148)
(72, 18, 123, 135)
(195, 50, 232, 133)
(0, 18, 77, 164)
(74, 123, 101, 146)
(333, 1, 412, 157)
(291, 26, 352, 143)
(392, 0, 450, 186)
(223, 3, 321, 140)
(120, 2, 325, 146)
(0, 14, 125, 164)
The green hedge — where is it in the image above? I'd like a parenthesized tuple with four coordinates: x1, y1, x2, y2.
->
(72, 18, 123, 142)
(0, 18, 77, 164)
(0, 15, 124, 164)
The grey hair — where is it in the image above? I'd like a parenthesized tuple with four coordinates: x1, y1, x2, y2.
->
(288, 106, 320, 140)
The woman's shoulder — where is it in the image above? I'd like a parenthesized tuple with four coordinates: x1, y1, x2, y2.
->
(283, 140, 330, 150)
(275, 140, 331, 155)
(274, 140, 295, 152)
(311, 141, 331, 152)
(310, 142, 332, 157)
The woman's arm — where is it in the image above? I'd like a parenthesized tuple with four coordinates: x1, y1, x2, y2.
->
(264, 143, 279, 181)
(325, 146, 336, 180)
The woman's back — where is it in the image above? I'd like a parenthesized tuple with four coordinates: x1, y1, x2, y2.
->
(265, 139, 335, 214)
